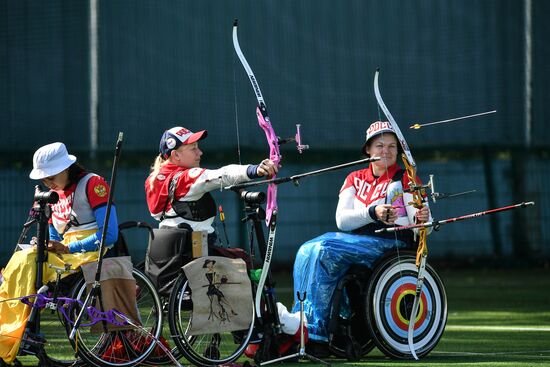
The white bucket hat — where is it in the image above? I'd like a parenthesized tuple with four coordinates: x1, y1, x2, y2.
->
(29, 142, 77, 180)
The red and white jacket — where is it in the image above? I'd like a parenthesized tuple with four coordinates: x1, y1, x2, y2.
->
(51, 173, 109, 235)
(145, 162, 253, 232)
(336, 163, 432, 240)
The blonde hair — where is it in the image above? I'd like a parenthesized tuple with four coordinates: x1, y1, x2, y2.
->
(149, 154, 167, 190)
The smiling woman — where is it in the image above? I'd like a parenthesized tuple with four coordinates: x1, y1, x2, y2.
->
(290, 121, 438, 354)
(0, 142, 119, 365)
(335, 121, 432, 244)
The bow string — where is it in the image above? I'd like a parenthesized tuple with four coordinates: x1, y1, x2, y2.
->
(374, 68, 427, 360)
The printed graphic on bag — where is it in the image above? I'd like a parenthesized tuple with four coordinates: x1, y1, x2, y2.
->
(183, 256, 253, 335)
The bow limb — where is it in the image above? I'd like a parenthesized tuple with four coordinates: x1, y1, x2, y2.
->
(374, 69, 415, 167)
(233, 19, 280, 323)
(232, 20, 280, 227)
(402, 157, 428, 361)
(374, 69, 426, 360)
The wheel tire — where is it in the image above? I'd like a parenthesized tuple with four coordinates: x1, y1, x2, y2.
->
(329, 270, 375, 359)
(134, 260, 183, 365)
(67, 268, 163, 367)
(345, 338, 363, 361)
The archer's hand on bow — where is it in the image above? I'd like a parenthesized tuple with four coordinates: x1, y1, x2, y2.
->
(256, 159, 279, 178)
(376, 204, 398, 225)
(415, 206, 430, 223)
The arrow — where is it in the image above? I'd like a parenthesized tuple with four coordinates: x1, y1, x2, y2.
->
(410, 110, 497, 129)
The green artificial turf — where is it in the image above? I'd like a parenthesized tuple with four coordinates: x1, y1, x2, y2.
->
(14, 268, 550, 366)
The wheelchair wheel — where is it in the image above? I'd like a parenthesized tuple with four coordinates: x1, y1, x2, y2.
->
(168, 273, 254, 366)
(67, 268, 163, 367)
(365, 253, 447, 359)
(134, 260, 184, 365)
(330, 325, 375, 361)
(329, 267, 376, 360)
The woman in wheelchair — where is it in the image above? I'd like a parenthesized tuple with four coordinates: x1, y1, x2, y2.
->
(294, 121, 433, 358)
(0, 142, 119, 365)
(145, 126, 277, 241)
(336, 120, 431, 243)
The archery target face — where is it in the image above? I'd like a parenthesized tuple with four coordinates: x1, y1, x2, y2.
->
(371, 259, 446, 355)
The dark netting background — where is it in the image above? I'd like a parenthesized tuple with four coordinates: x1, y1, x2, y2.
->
(1, 0, 548, 265)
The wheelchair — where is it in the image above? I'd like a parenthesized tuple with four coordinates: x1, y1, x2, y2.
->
(65, 263, 163, 367)
(125, 221, 187, 366)
(165, 191, 285, 366)
(327, 264, 376, 360)
(328, 249, 447, 360)
(1, 194, 163, 367)
(127, 222, 254, 366)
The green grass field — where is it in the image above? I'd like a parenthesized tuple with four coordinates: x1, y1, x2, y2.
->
(16, 268, 550, 366)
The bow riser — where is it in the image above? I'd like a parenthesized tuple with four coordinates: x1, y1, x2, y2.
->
(402, 155, 429, 265)
(256, 107, 281, 225)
